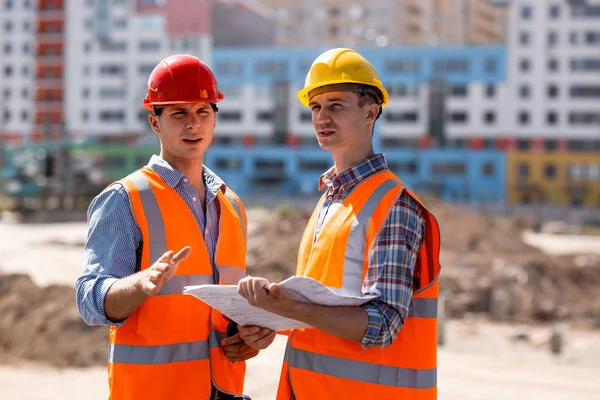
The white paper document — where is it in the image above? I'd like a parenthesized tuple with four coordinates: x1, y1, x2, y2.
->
(183, 276, 377, 331)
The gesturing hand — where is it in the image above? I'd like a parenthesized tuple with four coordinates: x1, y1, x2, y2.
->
(139, 246, 192, 296)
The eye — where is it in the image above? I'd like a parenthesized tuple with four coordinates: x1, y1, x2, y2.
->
(310, 105, 320, 112)
(172, 111, 186, 116)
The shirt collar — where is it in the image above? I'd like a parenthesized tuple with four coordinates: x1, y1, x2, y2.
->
(318, 153, 389, 192)
(147, 154, 226, 194)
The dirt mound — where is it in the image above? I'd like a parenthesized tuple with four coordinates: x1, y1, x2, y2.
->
(245, 201, 600, 325)
(0, 274, 108, 367)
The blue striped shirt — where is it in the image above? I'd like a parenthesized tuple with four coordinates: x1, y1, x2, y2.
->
(75, 155, 225, 327)
(318, 154, 425, 349)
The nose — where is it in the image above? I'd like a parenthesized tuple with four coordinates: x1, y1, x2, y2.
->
(314, 107, 332, 125)
(185, 113, 202, 131)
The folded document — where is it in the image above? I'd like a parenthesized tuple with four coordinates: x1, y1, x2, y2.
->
(183, 276, 377, 331)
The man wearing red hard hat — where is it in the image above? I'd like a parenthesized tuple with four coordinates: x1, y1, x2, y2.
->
(76, 55, 274, 399)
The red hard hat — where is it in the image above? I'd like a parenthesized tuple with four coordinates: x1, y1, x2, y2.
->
(143, 54, 224, 110)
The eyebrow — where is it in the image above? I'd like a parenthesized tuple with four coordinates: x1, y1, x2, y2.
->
(308, 97, 349, 108)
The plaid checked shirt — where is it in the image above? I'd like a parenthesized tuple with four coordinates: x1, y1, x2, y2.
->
(317, 153, 425, 348)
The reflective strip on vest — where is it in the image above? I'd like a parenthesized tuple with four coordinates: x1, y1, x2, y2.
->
(209, 329, 228, 349)
(224, 190, 246, 244)
(158, 274, 214, 295)
(333, 178, 404, 296)
(109, 340, 209, 364)
(409, 298, 438, 318)
(285, 347, 436, 389)
(217, 265, 246, 285)
(128, 171, 167, 263)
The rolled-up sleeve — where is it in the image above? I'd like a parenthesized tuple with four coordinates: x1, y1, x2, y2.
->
(75, 184, 141, 327)
(361, 191, 425, 349)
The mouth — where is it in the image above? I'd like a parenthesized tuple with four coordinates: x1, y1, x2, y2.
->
(182, 137, 203, 145)
(317, 129, 335, 137)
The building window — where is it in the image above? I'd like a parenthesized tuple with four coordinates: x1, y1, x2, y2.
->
(3, 43, 11, 54)
(299, 112, 312, 122)
(21, 65, 29, 76)
(548, 84, 559, 98)
(585, 31, 600, 44)
(548, 31, 558, 46)
(482, 163, 495, 177)
(484, 58, 497, 73)
(82, 111, 89, 122)
(571, 58, 600, 71)
(99, 87, 126, 99)
(4, 20, 13, 32)
(385, 59, 419, 73)
(139, 40, 160, 51)
(547, 111, 558, 125)
(517, 163, 529, 179)
(484, 111, 496, 125)
(431, 163, 466, 175)
(569, 112, 600, 125)
(255, 61, 287, 75)
(387, 85, 419, 97)
(82, 88, 90, 99)
(485, 85, 496, 98)
(570, 31, 579, 45)
(518, 111, 530, 125)
(22, 43, 30, 54)
(385, 111, 418, 123)
(2, 109, 10, 122)
(519, 31, 530, 45)
(21, 88, 28, 98)
(4, 0, 13, 10)
(216, 61, 243, 76)
(519, 59, 530, 72)
(548, 58, 559, 72)
(433, 59, 468, 73)
(99, 64, 125, 76)
(450, 85, 468, 97)
(100, 41, 126, 52)
(449, 111, 468, 124)
(256, 111, 273, 122)
(544, 164, 557, 179)
(219, 111, 242, 122)
(521, 6, 532, 20)
(21, 110, 28, 122)
(99, 110, 125, 122)
(569, 85, 600, 98)
(4, 65, 13, 77)
(519, 85, 531, 98)
(549, 5, 560, 19)
(2, 88, 10, 99)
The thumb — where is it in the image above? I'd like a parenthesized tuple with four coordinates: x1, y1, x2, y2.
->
(268, 283, 285, 299)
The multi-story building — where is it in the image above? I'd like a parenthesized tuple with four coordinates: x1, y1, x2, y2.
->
(260, 0, 507, 47)
(504, 0, 600, 207)
(0, 0, 273, 143)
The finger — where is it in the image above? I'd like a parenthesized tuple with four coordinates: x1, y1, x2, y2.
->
(237, 325, 260, 338)
(172, 246, 192, 264)
(222, 341, 249, 355)
(158, 250, 174, 263)
(154, 262, 171, 273)
(250, 331, 276, 350)
(220, 332, 243, 347)
(225, 345, 259, 362)
(268, 283, 286, 300)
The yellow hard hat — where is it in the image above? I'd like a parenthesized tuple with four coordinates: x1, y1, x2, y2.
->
(298, 48, 389, 108)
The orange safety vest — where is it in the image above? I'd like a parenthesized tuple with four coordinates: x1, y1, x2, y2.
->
(277, 170, 441, 400)
(108, 166, 247, 400)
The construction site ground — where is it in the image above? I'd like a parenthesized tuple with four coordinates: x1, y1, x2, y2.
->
(1, 199, 600, 399)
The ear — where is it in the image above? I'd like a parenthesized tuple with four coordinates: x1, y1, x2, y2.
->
(366, 103, 379, 121)
(148, 114, 161, 135)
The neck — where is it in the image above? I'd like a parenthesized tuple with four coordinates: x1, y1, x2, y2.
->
(160, 153, 205, 188)
(331, 144, 374, 175)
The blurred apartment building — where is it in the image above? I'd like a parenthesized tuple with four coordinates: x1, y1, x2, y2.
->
(0, 0, 274, 142)
(259, 0, 507, 46)
(0, 0, 599, 206)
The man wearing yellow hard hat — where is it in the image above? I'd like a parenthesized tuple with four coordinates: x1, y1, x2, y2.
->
(238, 48, 442, 399)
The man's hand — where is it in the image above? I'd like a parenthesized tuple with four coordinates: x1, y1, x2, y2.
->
(237, 276, 296, 318)
(220, 333, 260, 362)
(138, 246, 192, 296)
(238, 325, 276, 350)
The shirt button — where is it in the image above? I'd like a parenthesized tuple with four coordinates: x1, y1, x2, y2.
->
(192, 196, 197, 201)
(183, 178, 189, 183)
